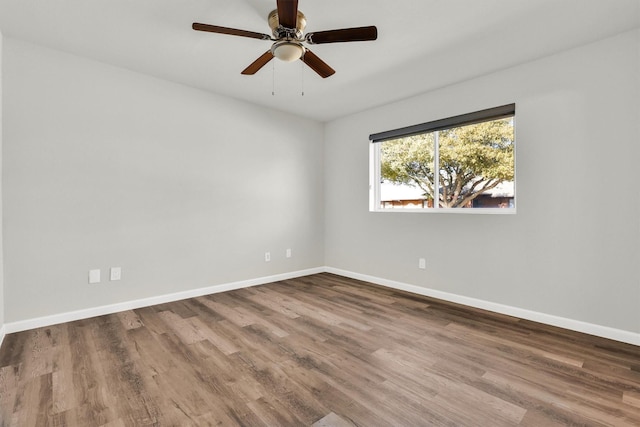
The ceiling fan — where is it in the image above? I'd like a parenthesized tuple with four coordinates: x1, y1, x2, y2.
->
(192, 0, 377, 78)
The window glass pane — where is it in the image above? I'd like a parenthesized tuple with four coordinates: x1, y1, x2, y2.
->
(380, 133, 436, 209)
(438, 118, 514, 208)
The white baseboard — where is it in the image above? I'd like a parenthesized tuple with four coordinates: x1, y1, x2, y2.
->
(3, 266, 639, 347)
(4, 267, 324, 335)
(325, 267, 640, 346)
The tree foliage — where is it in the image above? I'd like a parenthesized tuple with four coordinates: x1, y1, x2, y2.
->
(380, 118, 514, 208)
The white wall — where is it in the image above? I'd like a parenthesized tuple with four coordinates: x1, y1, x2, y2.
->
(325, 30, 640, 336)
(2, 38, 324, 323)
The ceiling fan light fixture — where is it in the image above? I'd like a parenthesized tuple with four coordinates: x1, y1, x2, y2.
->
(193, 1, 377, 78)
(271, 41, 304, 62)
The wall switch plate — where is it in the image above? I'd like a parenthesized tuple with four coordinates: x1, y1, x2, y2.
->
(89, 269, 101, 284)
(265, 252, 271, 262)
(418, 258, 426, 269)
(110, 267, 122, 281)
(286, 248, 292, 258)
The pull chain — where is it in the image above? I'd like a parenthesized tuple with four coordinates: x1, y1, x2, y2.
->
(301, 61, 305, 96)
(271, 61, 306, 97)
(272, 61, 275, 96)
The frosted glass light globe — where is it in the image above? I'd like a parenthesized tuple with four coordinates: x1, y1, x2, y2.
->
(272, 42, 304, 62)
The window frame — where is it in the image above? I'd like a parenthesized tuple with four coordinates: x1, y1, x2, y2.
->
(369, 104, 516, 214)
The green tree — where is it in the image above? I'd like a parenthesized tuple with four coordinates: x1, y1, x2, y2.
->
(380, 119, 514, 208)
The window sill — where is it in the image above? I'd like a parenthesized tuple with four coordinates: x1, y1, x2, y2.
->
(370, 208, 516, 215)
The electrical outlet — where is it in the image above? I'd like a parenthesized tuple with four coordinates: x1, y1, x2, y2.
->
(286, 248, 292, 258)
(418, 258, 426, 269)
(89, 269, 101, 284)
(110, 267, 122, 281)
(265, 252, 271, 262)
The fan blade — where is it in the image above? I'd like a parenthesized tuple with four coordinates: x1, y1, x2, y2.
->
(241, 51, 274, 75)
(192, 23, 271, 40)
(306, 26, 377, 44)
(301, 49, 335, 78)
(277, 0, 299, 29)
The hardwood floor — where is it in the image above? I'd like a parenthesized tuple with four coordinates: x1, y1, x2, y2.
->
(1, 273, 639, 426)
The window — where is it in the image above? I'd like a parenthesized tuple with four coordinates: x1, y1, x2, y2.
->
(370, 104, 515, 213)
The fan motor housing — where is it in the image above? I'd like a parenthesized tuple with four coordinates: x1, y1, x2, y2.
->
(268, 9, 306, 39)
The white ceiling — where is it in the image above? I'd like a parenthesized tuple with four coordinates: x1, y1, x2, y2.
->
(1, 0, 639, 122)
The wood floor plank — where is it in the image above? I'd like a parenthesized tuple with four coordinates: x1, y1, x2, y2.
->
(52, 334, 78, 415)
(1, 273, 640, 426)
(312, 411, 356, 427)
(116, 310, 144, 331)
(623, 391, 640, 408)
